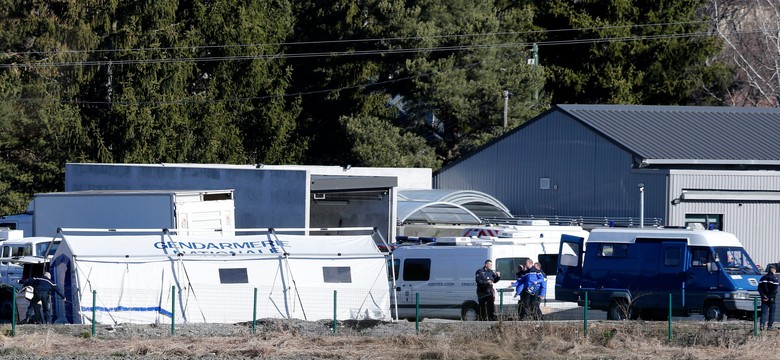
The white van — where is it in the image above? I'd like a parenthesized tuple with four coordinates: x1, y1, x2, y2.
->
(0, 237, 60, 288)
(390, 224, 589, 321)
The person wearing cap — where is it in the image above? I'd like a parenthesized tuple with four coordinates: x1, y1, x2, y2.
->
(759, 264, 779, 331)
(20, 272, 66, 324)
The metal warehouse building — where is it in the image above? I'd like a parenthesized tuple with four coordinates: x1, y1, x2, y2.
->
(433, 104, 780, 266)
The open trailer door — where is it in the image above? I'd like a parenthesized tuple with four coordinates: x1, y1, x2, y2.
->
(555, 234, 585, 302)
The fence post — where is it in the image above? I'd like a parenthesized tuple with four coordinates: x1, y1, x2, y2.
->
(92, 290, 97, 337)
(668, 293, 672, 342)
(754, 296, 759, 337)
(253, 288, 258, 335)
(11, 287, 16, 337)
(171, 286, 176, 336)
(583, 291, 588, 337)
(499, 290, 504, 314)
(415, 292, 420, 335)
(332, 290, 338, 335)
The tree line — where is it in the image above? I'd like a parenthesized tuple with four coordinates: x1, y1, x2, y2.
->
(0, 0, 749, 215)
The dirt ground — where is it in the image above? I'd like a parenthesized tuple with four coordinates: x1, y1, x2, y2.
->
(0, 319, 777, 359)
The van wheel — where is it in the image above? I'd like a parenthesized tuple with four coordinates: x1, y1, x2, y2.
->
(704, 302, 726, 321)
(0, 298, 13, 321)
(607, 300, 629, 321)
(461, 302, 479, 321)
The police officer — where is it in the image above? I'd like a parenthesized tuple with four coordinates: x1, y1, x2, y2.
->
(475, 260, 501, 321)
(759, 264, 779, 331)
(519, 263, 546, 320)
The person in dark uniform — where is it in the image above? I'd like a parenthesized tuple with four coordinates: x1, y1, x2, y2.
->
(475, 260, 501, 321)
(20, 272, 66, 324)
(759, 264, 779, 331)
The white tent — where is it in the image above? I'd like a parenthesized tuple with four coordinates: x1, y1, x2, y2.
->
(50, 231, 391, 324)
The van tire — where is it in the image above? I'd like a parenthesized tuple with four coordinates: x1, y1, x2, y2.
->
(704, 301, 726, 321)
(461, 302, 479, 321)
(607, 300, 629, 321)
(0, 298, 13, 321)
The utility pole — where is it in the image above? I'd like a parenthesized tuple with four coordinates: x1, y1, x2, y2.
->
(502, 90, 510, 132)
(532, 43, 539, 101)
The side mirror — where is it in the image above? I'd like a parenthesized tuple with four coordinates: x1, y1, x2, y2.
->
(707, 262, 719, 273)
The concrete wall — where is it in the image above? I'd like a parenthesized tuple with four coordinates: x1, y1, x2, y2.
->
(65, 164, 309, 230)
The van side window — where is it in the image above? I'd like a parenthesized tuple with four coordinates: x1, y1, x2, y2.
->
(496, 257, 530, 277)
(403, 259, 431, 281)
(664, 248, 680, 266)
(538, 254, 558, 275)
(690, 248, 709, 267)
(598, 244, 628, 258)
(560, 242, 580, 266)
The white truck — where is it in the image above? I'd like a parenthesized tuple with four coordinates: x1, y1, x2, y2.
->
(389, 223, 589, 321)
(0, 189, 235, 237)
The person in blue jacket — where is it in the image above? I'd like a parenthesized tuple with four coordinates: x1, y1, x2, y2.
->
(20, 272, 66, 324)
(518, 263, 546, 320)
(759, 264, 779, 331)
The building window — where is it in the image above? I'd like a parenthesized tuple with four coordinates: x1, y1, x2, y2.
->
(685, 214, 723, 230)
(323, 267, 352, 283)
(218, 268, 249, 284)
(540, 178, 551, 190)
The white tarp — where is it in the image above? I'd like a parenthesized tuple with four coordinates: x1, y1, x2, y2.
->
(50, 232, 390, 324)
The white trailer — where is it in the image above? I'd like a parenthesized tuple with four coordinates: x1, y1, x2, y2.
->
(0, 190, 235, 237)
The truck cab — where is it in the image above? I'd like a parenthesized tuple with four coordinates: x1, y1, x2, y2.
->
(0, 237, 60, 289)
(556, 228, 761, 321)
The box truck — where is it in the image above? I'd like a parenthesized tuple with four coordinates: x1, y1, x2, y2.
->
(389, 223, 589, 321)
(0, 190, 235, 237)
(556, 227, 762, 321)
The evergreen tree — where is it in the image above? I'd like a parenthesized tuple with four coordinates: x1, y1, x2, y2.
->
(526, 0, 729, 105)
(290, 0, 546, 166)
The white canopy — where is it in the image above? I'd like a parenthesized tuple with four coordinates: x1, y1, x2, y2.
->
(50, 232, 390, 325)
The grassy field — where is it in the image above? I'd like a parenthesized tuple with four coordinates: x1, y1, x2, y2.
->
(0, 320, 776, 359)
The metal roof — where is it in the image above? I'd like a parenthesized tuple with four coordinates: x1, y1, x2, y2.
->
(396, 190, 512, 224)
(557, 104, 780, 167)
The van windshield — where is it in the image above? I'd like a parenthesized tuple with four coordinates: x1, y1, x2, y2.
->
(35, 241, 59, 257)
(714, 247, 759, 275)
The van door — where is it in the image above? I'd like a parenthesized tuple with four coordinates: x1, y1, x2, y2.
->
(556, 234, 585, 302)
(657, 242, 687, 313)
(685, 247, 719, 310)
(396, 258, 432, 318)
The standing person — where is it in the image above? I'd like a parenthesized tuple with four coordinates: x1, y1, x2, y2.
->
(759, 264, 779, 331)
(20, 272, 66, 324)
(475, 260, 501, 321)
(518, 263, 546, 320)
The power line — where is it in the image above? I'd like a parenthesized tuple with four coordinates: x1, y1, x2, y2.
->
(0, 29, 725, 69)
(6, 20, 712, 57)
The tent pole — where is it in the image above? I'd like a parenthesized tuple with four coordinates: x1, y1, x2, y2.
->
(373, 228, 399, 322)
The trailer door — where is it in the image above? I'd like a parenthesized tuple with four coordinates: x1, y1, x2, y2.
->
(556, 235, 585, 302)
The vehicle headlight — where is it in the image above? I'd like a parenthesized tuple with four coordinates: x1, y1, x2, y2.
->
(731, 292, 749, 300)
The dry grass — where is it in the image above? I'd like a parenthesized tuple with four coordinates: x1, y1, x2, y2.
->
(0, 321, 776, 359)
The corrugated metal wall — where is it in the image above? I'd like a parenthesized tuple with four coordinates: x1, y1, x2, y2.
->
(434, 111, 668, 219)
(668, 170, 780, 267)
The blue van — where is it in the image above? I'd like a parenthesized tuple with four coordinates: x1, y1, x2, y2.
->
(556, 228, 761, 320)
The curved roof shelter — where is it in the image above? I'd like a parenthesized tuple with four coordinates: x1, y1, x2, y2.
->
(397, 190, 512, 224)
